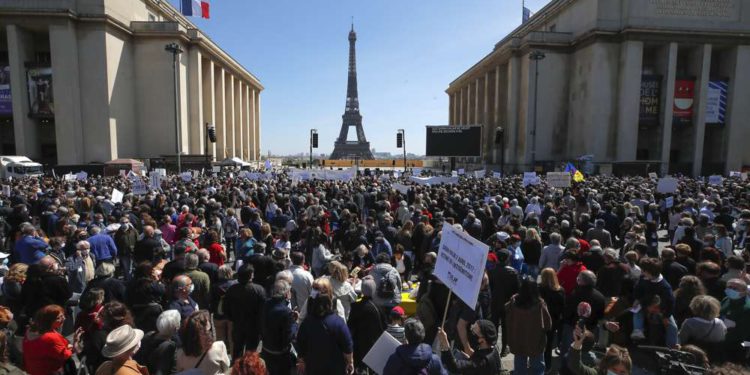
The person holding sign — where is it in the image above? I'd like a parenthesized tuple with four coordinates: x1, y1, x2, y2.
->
(436, 319, 503, 374)
(383, 318, 447, 375)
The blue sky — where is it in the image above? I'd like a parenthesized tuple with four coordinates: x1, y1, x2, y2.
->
(178, 0, 552, 156)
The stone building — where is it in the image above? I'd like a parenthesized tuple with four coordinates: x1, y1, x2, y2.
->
(0, 0, 262, 165)
(447, 0, 750, 176)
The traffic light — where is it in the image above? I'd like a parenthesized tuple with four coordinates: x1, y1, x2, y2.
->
(312, 132, 319, 148)
(397, 132, 403, 148)
(207, 123, 217, 143)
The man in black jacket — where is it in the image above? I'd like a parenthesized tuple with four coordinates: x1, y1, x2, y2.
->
(488, 247, 519, 356)
(561, 270, 605, 355)
(21, 256, 72, 318)
(223, 263, 266, 359)
(260, 279, 298, 375)
(133, 225, 163, 264)
(437, 319, 503, 375)
(347, 277, 385, 372)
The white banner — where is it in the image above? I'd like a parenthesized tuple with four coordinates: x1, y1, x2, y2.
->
(523, 172, 540, 187)
(492, 172, 502, 179)
(546, 172, 571, 188)
(409, 176, 459, 186)
(457, 168, 465, 175)
(474, 170, 484, 178)
(656, 177, 678, 193)
(75, 171, 88, 181)
(63, 173, 76, 181)
(180, 172, 192, 182)
(708, 175, 723, 186)
(730, 171, 741, 178)
(434, 224, 488, 308)
(1, 185, 10, 197)
(392, 183, 409, 195)
(111, 189, 124, 204)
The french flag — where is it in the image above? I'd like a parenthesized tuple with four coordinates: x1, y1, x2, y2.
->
(181, 0, 210, 19)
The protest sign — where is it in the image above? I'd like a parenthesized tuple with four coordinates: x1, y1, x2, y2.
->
(411, 168, 422, 176)
(656, 178, 678, 193)
(155, 168, 167, 177)
(363, 331, 401, 375)
(111, 189, 124, 204)
(546, 172, 571, 188)
(457, 168, 465, 175)
(742, 173, 748, 181)
(409, 176, 459, 186)
(648, 172, 658, 180)
(76, 171, 88, 181)
(180, 172, 192, 182)
(434, 224, 488, 309)
(708, 175, 723, 186)
(451, 171, 458, 178)
(212, 166, 221, 173)
(392, 183, 409, 195)
(149, 174, 162, 191)
(1, 185, 9, 197)
(474, 170, 484, 178)
(131, 178, 149, 195)
(492, 172, 502, 179)
(730, 171, 741, 178)
(64, 173, 76, 181)
(665, 196, 674, 209)
(523, 172, 540, 187)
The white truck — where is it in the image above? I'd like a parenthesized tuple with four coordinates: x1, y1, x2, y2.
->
(0, 156, 44, 179)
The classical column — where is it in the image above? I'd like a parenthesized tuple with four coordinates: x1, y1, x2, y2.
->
(255, 90, 261, 161)
(214, 67, 225, 159)
(507, 56, 521, 168)
(691, 44, 712, 177)
(248, 88, 257, 161)
(483, 72, 490, 162)
(494, 65, 502, 165)
(225, 73, 234, 158)
(202, 59, 216, 160)
(448, 93, 454, 125)
(615, 41, 644, 161)
(243, 84, 251, 159)
(458, 87, 464, 125)
(187, 48, 203, 154)
(475, 77, 481, 126)
(6, 25, 41, 160)
(48, 21, 85, 164)
(725, 46, 750, 172)
(660, 43, 678, 175)
(234, 79, 243, 160)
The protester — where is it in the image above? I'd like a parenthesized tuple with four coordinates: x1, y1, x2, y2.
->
(506, 276, 551, 375)
(384, 318, 446, 375)
(95, 325, 147, 375)
(175, 310, 230, 374)
(23, 304, 80, 375)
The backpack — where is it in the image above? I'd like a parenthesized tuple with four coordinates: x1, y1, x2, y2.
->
(377, 269, 398, 299)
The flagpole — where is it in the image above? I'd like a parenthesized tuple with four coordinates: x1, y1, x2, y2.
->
(522, 0, 525, 22)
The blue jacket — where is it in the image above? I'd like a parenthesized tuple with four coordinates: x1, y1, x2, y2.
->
(383, 343, 447, 375)
(13, 235, 48, 264)
(88, 233, 118, 261)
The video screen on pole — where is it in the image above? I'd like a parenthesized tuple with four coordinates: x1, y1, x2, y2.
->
(425, 125, 482, 157)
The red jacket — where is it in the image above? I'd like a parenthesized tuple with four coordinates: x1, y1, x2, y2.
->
(23, 331, 72, 375)
(557, 262, 587, 296)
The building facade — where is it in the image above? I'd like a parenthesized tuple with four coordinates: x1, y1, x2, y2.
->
(0, 0, 262, 165)
(447, 0, 750, 176)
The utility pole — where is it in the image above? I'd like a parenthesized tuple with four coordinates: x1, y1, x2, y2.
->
(165, 42, 183, 174)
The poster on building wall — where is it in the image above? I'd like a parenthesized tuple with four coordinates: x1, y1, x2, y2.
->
(672, 79, 694, 126)
(705, 79, 728, 124)
(0, 66, 11, 116)
(26, 67, 54, 118)
(639, 75, 661, 126)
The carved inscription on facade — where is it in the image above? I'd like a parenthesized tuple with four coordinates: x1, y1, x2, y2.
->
(648, 0, 736, 18)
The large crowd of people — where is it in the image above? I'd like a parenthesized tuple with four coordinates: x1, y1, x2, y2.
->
(0, 169, 749, 375)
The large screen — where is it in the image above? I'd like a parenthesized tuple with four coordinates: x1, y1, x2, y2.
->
(425, 125, 482, 157)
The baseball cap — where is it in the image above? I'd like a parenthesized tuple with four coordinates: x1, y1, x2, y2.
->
(475, 319, 498, 343)
(390, 306, 405, 318)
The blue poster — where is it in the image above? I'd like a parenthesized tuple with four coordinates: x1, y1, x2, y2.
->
(0, 66, 11, 115)
(705, 80, 728, 124)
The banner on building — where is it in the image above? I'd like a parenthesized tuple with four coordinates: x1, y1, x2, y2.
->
(0, 66, 11, 116)
(705, 79, 728, 124)
(27, 67, 54, 118)
(639, 75, 661, 126)
(673, 79, 694, 126)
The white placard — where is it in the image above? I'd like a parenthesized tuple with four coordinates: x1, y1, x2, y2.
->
(708, 175, 723, 186)
(434, 224, 489, 309)
(474, 170, 484, 178)
(546, 172, 571, 188)
(742, 173, 748, 181)
(131, 178, 148, 195)
(111, 189, 124, 204)
(457, 168, 465, 175)
(409, 176, 459, 186)
(656, 177, 678, 193)
(523, 172, 540, 187)
(649, 172, 658, 180)
(492, 172, 502, 179)
(1, 185, 10, 196)
(363, 331, 401, 375)
(149, 174, 162, 191)
(451, 170, 458, 177)
(63, 173, 76, 181)
(180, 172, 192, 182)
(392, 183, 409, 195)
(212, 166, 221, 173)
(730, 171, 741, 178)
(76, 171, 88, 181)
(411, 168, 422, 176)
(665, 196, 674, 209)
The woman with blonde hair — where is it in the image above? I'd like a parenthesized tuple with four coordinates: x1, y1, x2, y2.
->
(299, 277, 345, 321)
(539, 268, 565, 371)
(260, 223, 274, 253)
(326, 261, 357, 319)
(1, 263, 27, 317)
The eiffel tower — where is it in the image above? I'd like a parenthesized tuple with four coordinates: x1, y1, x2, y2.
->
(330, 23, 374, 160)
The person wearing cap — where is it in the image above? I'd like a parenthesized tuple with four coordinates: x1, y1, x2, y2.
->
(386, 306, 406, 344)
(437, 319, 503, 374)
(95, 325, 146, 375)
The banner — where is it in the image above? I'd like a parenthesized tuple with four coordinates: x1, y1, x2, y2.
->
(131, 178, 149, 195)
(27, 67, 54, 118)
(434, 224, 489, 308)
(149, 174, 162, 191)
(705, 80, 728, 124)
(75, 171, 88, 181)
(409, 176, 459, 186)
(656, 177, 678, 193)
(673, 79, 694, 126)
(639, 75, 661, 126)
(392, 183, 409, 195)
(708, 175, 723, 186)
(0, 66, 11, 116)
(523, 172, 540, 187)
(546, 172, 571, 188)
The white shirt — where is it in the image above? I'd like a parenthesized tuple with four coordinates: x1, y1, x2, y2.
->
(290, 265, 314, 310)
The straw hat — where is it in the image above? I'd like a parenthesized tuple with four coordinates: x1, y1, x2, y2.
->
(101, 325, 144, 358)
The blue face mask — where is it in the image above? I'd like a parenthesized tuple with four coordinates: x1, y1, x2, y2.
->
(725, 288, 743, 300)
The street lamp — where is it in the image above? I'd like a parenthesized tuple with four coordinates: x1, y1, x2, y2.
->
(309, 129, 318, 169)
(495, 127, 505, 176)
(205, 122, 216, 165)
(397, 129, 406, 172)
(165, 42, 184, 174)
(529, 50, 546, 171)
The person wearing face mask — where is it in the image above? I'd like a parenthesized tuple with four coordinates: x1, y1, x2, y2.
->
(568, 325, 632, 375)
(95, 324, 147, 375)
(66, 240, 97, 294)
(436, 319, 503, 374)
(720, 278, 750, 363)
(21, 256, 72, 320)
(630, 258, 678, 347)
(260, 279, 298, 375)
(168, 275, 198, 322)
(23, 304, 82, 375)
